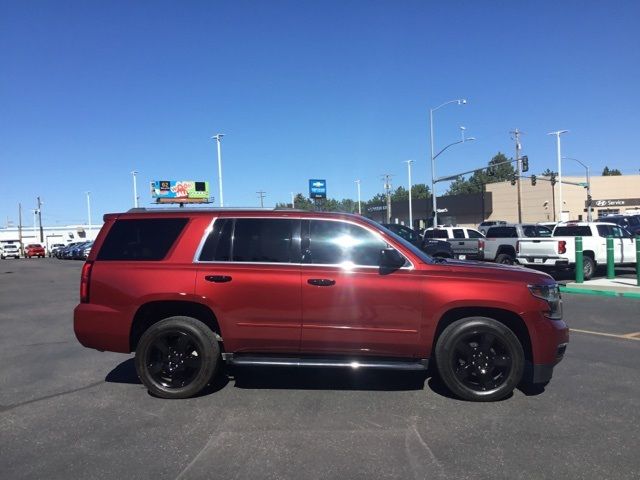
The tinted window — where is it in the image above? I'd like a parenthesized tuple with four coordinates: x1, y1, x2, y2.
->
(596, 225, 611, 237)
(486, 227, 517, 238)
(304, 220, 388, 266)
(97, 218, 188, 261)
(467, 229, 484, 238)
(232, 219, 294, 263)
(199, 219, 232, 261)
(452, 229, 465, 239)
(553, 226, 592, 237)
(424, 229, 448, 239)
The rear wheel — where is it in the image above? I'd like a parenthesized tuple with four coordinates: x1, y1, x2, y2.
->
(435, 317, 524, 401)
(495, 253, 515, 265)
(135, 316, 220, 399)
(583, 256, 595, 280)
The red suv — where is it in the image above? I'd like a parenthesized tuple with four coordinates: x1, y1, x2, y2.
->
(74, 209, 568, 401)
(25, 244, 46, 258)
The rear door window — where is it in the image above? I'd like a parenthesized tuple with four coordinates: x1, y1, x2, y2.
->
(231, 219, 295, 263)
(424, 229, 448, 239)
(97, 218, 188, 260)
(467, 229, 484, 238)
(452, 229, 465, 239)
(486, 227, 516, 238)
(198, 219, 233, 261)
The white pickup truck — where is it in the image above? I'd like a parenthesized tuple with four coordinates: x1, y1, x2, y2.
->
(423, 227, 485, 260)
(516, 222, 637, 280)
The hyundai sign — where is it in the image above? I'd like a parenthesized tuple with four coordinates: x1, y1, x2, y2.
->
(309, 179, 327, 199)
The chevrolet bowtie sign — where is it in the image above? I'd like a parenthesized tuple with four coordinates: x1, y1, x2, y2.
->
(309, 179, 327, 199)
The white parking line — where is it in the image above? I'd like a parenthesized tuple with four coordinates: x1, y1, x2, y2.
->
(570, 328, 640, 341)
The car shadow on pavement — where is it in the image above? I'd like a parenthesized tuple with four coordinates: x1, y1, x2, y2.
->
(230, 366, 428, 392)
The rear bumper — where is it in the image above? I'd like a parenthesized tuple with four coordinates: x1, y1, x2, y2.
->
(74, 303, 132, 353)
(516, 257, 570, 269)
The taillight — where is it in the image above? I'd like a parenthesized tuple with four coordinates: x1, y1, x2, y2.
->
(558, 240, 567, 254)
(516, 241, 520, 254)
(478, 239, 484, 251)
(80, 261, 93, 303)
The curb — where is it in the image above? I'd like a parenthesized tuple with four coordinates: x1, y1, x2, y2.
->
(560, 285, 640, 299)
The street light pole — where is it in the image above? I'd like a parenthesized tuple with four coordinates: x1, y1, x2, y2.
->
(131, 171, 139, 208)
(548, 130, 568, 221)
(86, 191, 92, 237)
(212, 134, 225, 207)
(563, 157, 592, 222)
(291, 192, 295, 208)
(355, 179, 361, 214)
(430, 98, 468, 227)
(404, 160, 414, 228)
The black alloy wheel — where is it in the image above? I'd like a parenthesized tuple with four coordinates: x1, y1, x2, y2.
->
(435, 317, 524, 401)
(135, 316, 220, 399)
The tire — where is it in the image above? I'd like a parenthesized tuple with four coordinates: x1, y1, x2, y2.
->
(495, 253, 515, 265)
(135, 316, 220, 399)
(583, 256, 595, 281)
(435, 317, 524, 402)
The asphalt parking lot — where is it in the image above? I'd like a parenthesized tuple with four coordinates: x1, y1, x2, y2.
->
(1, 259, 639, 479)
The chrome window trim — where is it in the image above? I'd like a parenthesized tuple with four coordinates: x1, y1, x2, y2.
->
(192, 216, 414, 270)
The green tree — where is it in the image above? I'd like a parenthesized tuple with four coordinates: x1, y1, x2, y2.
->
(602, 166, 622, 176)
(541, 168, 557, 177)
(391, 186, 409, 201)
(446, 152, 515, 195)
(411, 183, 431, 199)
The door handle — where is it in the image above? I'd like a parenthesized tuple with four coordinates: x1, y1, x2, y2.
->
(307, 278, 336, 287)
(205, 275, 232, 283)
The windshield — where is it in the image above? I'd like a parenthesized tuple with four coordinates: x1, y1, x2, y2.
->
(366, 219, 434, 264)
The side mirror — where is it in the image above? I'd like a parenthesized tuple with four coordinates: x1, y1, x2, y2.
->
(379, 248, 406, 271)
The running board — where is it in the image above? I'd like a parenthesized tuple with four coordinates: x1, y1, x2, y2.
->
(223, 354, 429, 371)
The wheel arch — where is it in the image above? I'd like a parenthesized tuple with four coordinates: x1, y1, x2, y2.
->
(432, 307, 532, 363)
(130, 300, 222, 352)
(496, 245, 516, 257)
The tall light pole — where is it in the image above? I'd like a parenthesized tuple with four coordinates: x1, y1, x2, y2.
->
(212, 133, 225, 207)
(430, 98, 468, 227)
(548, 130, 568, 221)
(355, 179, 362, 214)
(86, 191, 92, 237)
(131, 170, 139, 208)
(291, 192, 295, 208)
(563, 157, 592, 222)
(404, 160, 414, 228)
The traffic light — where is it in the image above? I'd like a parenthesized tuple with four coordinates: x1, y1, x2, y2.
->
(550, 173, 556, 186)
(510, 175, 517, 186)
(521, 155, 529, 172)
(531, 175, 537, 186)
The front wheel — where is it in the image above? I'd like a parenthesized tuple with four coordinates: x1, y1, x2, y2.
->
(435, 317, 524, 402)
(135, 316, 220, 399)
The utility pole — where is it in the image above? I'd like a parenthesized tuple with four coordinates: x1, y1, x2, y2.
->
(404, 160, 414, 228)
(212, 133, 225, 207)
(257, 190, 266, 208)
(510, 129, 523, 223)
(131, 171, 139, 208)
(382, 174, 393, 223)
(18, 203, 23, 256)
(86, 191, 92, 237)
(37, 196, 43, 243)
(355, 179, 362, 214)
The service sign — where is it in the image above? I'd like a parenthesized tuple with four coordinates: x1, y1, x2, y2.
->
(151, 180, 210, 201)
(309, 179, 327, 199)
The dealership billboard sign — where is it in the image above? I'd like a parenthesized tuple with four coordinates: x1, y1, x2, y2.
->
(151, 180, 210, 203)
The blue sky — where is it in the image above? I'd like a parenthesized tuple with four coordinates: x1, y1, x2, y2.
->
(2, 0, 639, 226)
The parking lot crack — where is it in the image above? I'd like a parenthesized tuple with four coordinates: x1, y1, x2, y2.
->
(0, 380, 104, 413)
(405, 424, 446, 480)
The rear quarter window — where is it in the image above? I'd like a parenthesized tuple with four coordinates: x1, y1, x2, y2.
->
(553, 226, 592, 237)
(486, 227, 516, 238)
(97, 218, 188, 261)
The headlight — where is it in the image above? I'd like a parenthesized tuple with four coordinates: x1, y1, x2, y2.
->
(528, 284, 562, 320)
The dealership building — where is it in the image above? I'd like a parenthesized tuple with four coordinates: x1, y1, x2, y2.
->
(367, 174, 639, 228)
